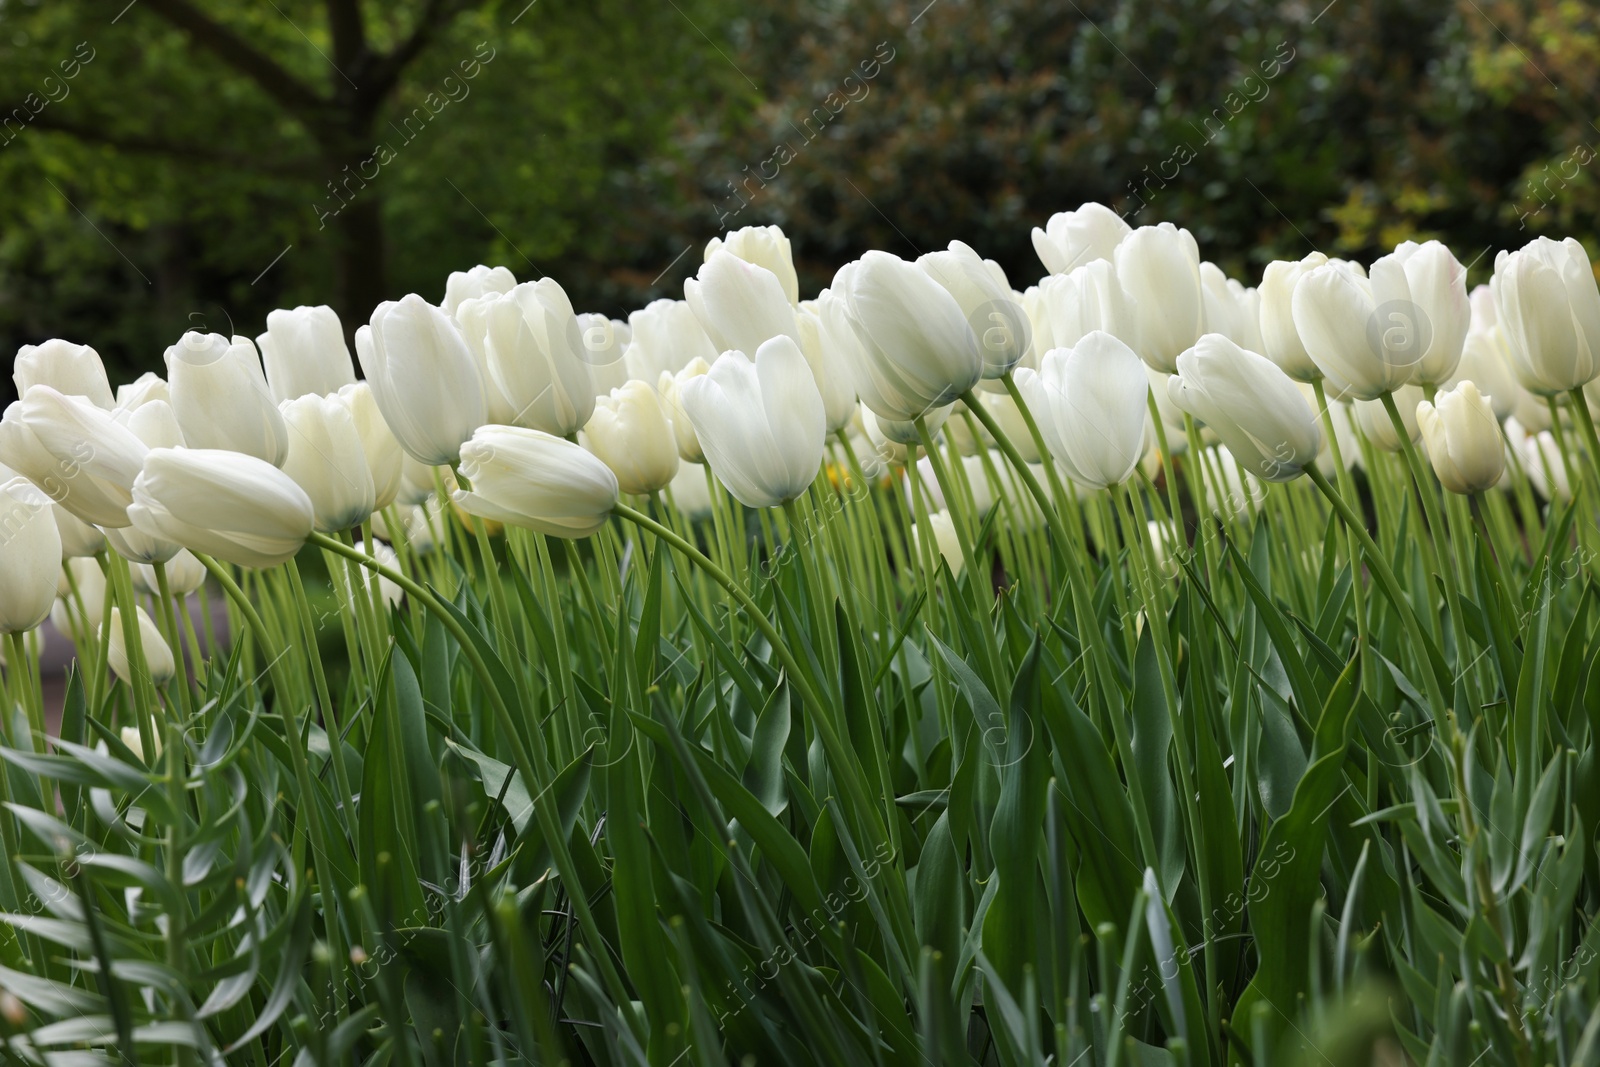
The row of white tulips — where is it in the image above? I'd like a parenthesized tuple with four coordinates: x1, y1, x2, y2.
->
(0, 208, 1595, 659)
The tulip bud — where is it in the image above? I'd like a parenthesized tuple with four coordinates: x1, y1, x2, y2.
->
(52, 556, 106, 640)
(579, 314, 631, 396)
(1493, 236, 1600, 396)
(1147, 520, 1179, 579)
(1031, 203, 1131, 276)
(128, 448, 315, 569)
(912, 510, 964, 575)
(349, 540, 403, 609)
(453, 296, 520, 426)
(335, 383, 404, 512)
(358, 294, 487, 465)
(1114, 223, 1206, 373)
(795, 303, 858, 434)
(582, 381, 680, 495)
(836, 251, 983, 422)
(1292, 260, 1419, 400)
(1200, 264, 1264, 351)
(685, 250, 800, 356)
(0, 477, 62, 633)
(132, 549, 205, 597)
(53, 504, 104, 558)
(1415, 381, 1504, 494)
(705, 226, 800, 307)
(256, 306, 358, 404)
(398, 454, 444, 507)
(624, 299, 719, 384)
(1522, 427, 1571, 502)
(480, 280, 596, 436)
(14, 339, 114, 409)
(1353, 385, 1425, 453)
(659, 359, 711, 463)
(1370, 241, 1470, 386)
(1259, 253, 1330, 382)
(860, 405, 915, 467)
(1448, 286, 1521, 421)
(667, 461, 714, 521)
(101, 399, 188, 563)
(1019, 285, 1056, 367)
(164, 332, 288, 466)
(443, 264, 516, 317)
(115, 372, 170, 412)
(279, 393, 377, 532)
(119, 722, 162, 764)
(453, 426, 619, 538)
(1167, 334, 1324, 482)
(918, 241, 1025, 379)
(682, 337, 827, 508)
(1039, 260, 1134, 351)
(9, 386, 149, 528)
(107, 606, 175, 687)
(1017, 331, 1149, 489)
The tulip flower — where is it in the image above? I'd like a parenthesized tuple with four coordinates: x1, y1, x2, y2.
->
(1201, 264, 1264, 352)
(1353, 385, 1425, 453)
(860, 406, 916, 467)
(666, 461, 714, 521)
(1031, 202, 1131, 276)
(795, 303, 858, 433)
(256, 306, 358, 404)
(1292, 260, 1418, 400)
(1020, 285, 1056, 365)
(127, 448, 315, 569)
(52, 557, 107, 640)
(334, 383, 404, 513)
(912, 511, 964, 576)
(279, 393, 377, 532)
(1448, 287, 1521, 421)
(706, 226, 800, 307)
(480, 280, 596, 436)
(164, 332, 289, 466)
(1368, 241, 1470, 386)
(1167, 334, 1324, 482)
(14, 339, 114, 410)
(1039, 260, 1134, 351)
(583, 381, 680, 495)
(685, 249, 800, 356)
(1017, 331, 1149, 489)
(119, 722, 162, 764)
(625, 299, 719, 383)
(349, 540, 403, 609)
(1415, 381, 1504, 494)
(443, 264, 516, 317)
(100, 399, 189, 563)
(453, 425, 619, 538)
(10, 386, 149, 528)
(1493, 237, 1600, 396)
(115, 372, 170, 413)
(107, 606, 175, 687)
(578, 314, 631, 396)
(1522, 427, 1572, 502)
(682, 337, 827, 508)
(1114, 223, 1206, 373)
(358, 294, 487, 465)
(835, 251, 983, 422)
(1258, 253, 1330, 382)
(918, 241, 1026, 379)
(133, 550, 205, 597)
(0, 477, 62, 633)
(53, 504, 104, 559)
(658, 359, 711, 463)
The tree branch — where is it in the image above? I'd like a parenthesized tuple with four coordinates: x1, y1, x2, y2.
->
(363, 0, 481, 104)
(137, 0, 330, 132)
(325, 0, 369, 72)
(27, 113, 323, 178)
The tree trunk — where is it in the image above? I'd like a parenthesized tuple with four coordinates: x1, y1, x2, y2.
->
(331, 176, 387, 345)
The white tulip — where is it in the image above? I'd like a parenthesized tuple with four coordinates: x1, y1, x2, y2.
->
(1019, 285, 1056, 367)
(454, 426, 620, 538)
(1522, 428, 1572, 502)
(1416, 381, 1504, 494)
(1353, 385, 1425, 453)
(52, 557, 106, 640)
(101, 399, 187, 563)
(625, 299, 718, 383)
(835, 252, 983, 421)
(583, 381, 680, 495)
(1040, 260, 1134, 350)
(1493, 236, 1600, 395)
(686, 250, 800, 355)
(107, 606, 174, 687)
(398, 454, 445, 507)
(349, 540, 403, 609)
(1115, 223, 1206, 373)
(128, 448, 315, 569)
(453, 295, 521, 426)
(119, 722, 162, 763)
(480, 279, 596, 436)
(681, 337, 826, 508)
(0, 478, 61, 633)
(578, 314, 631, 396)
(133, 549, 205, 597)
(53, 504, 104, 558)
(1292, 260, 1415, 400)
(918, 241, 1024, 379)
(164, 332, 288, 465)
(1031, 203, 1131, 275)
(443, 264, 516, 317)
(911, 511, 964, 576)
(256, 306, 357, 404)
(795, 303, 858, 433)
(658, 359, 711, 463)
(706, 226, 800, 307)
(1017, 331, 1148, 489)
(1167, 334, 1323, 482)
(10, 386, 149, 527)
(280, 393, 377, 531)
(1370, 240, 1470, 386)
(1259, 253, 1330, 382)
(666, 461, 714, 521)
(358, 294, 486, 465)
(1448, 286, 1521, 420)
(14, 339, 114, 409)
(115, 372, 170, 412)
(330, 383, 403, 513)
